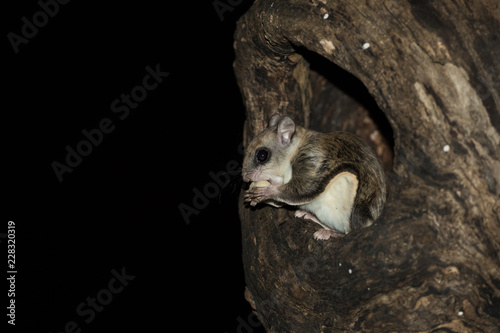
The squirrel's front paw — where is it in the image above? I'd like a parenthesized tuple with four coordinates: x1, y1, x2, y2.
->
(244, 186, 278, 206)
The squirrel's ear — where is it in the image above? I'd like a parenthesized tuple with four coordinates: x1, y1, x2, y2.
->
(277, 116, 295, 145)
(268, 113, 281, 127)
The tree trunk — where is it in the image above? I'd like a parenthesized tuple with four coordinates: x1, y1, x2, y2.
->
(233, 0, 500, 332)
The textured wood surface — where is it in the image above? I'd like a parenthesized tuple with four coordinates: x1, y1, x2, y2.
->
(234, 0, 500, 331)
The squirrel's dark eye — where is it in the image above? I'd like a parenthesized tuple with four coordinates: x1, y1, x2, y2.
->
(255, 148, 270, 163)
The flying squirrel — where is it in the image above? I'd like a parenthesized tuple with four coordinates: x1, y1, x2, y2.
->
(242, 114, 387, 240)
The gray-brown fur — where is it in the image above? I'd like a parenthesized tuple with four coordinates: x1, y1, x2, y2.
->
(279, 130, 387, 228)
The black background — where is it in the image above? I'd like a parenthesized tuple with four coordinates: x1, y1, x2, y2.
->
(5, 1, 262, 332)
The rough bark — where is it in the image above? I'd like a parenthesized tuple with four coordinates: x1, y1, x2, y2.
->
(234, 0, 500, 332)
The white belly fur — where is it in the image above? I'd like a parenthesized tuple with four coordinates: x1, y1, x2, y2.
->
(299, 171, 359, 234)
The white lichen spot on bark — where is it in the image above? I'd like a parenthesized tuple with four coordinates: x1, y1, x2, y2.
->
(319, 39, 335, 54)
